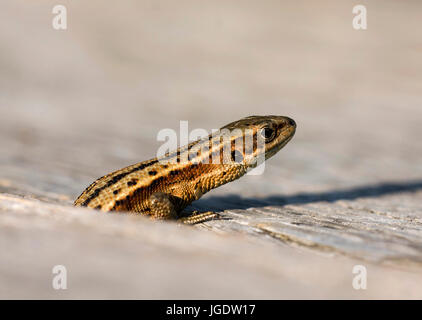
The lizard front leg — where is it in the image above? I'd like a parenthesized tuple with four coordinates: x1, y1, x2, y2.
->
(148, 192, 179, 220)
(148, 192, 219, 224)
(178, 211, 220, 225)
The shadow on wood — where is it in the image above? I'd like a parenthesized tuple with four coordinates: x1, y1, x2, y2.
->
(193, 179, 422, 211)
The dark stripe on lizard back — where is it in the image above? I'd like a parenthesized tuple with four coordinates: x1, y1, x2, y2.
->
(80, 159, 159, 207)
(109, 163, 206, 211)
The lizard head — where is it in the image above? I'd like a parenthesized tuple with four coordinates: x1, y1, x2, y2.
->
(221, 115, 296, 167)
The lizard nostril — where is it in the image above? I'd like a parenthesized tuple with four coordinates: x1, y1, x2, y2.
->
(287, 118, 296, 127)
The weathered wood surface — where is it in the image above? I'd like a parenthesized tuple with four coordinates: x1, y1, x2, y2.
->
(1, 0, 422, 298)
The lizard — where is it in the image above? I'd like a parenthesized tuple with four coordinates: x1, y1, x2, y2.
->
(74, 115, 296, 224)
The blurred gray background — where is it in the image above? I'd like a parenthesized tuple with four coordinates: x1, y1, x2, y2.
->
(0, 0, 422, 299)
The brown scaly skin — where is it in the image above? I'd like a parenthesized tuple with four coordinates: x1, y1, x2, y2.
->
(74, 115, 296, 224)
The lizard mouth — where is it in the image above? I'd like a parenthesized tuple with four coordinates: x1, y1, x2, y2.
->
(265, 125, 296, 159)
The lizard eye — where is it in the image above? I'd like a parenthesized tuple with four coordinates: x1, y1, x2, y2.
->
(261, 127, 275, 141)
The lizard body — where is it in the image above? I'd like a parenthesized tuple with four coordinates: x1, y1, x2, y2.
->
(74, 115, 296, 223)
